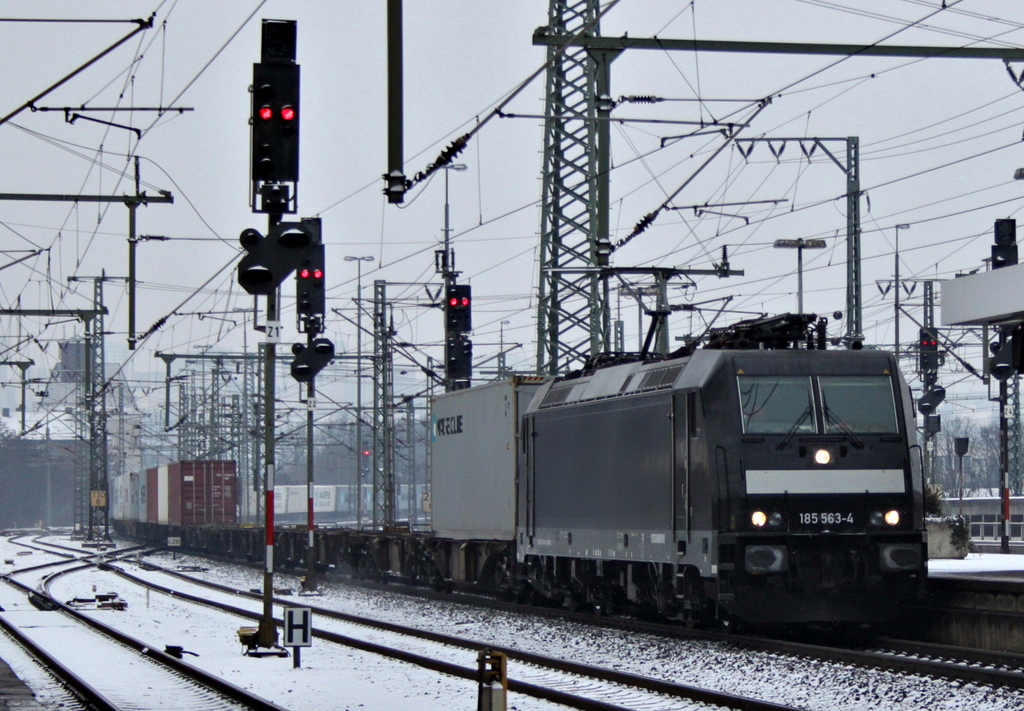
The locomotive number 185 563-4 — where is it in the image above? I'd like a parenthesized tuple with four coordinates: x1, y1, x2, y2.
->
(798, 512, 854, 525)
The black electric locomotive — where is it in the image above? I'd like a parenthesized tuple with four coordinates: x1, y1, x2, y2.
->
(517, 324, 926, 626)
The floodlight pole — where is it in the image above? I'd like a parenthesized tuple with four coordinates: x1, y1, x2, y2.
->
(345, 255, 375, 529)
(894, 224, 911, 356)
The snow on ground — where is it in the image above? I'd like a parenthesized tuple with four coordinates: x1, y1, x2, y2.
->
(4, 533, 1024, 711)
(928, 553, 1024, 574)
(0, 534, 566, 711)
(0, 578, 86, 710)
(120, 548, 1024, 711)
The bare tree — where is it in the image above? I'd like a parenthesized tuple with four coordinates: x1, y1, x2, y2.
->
(927, 416, 1001, 515)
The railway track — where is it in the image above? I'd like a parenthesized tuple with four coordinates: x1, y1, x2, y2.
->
(509, 587, 1024, 690)
(0, 538, 288, 711)
(17, 536, 1024, 710)
(135, 549, 1024, 693)
(104, 557, 800, 711)
(333, 564, 1024, 691)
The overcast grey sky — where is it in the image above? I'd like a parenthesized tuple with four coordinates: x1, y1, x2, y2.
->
(2, 0, 1023, 424)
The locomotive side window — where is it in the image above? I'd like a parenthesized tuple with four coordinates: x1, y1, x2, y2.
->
(819, 376, 898, 433)
(737, 376, 815, 434)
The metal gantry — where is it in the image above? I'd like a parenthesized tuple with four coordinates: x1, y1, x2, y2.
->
(64, 274, 135, 540)
(84, 278, 109, 540)
(372, 280, 395, 528)
(532, 29, 1024, 366)
(536, 0, 607, 375)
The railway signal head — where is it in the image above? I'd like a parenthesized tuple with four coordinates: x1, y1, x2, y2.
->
(917, 385, 945, 415)
(236, 222, 313, 296)
(990, 337, 1016, 381)
(445, 334, 472, 381)
(296, 243, 325, 317)
(445, 284, 472, 334)
(992, 218, 1017, 270)
(251, 62, 300, 184)
(291, 337, 334, 382)
(295, 218, 325, 332)
(918, 328, 939, 374)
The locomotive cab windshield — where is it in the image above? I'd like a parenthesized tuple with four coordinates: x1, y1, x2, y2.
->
(738, 374, 898, 436)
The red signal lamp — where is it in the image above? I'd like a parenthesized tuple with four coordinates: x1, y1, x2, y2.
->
(281, 106, 296, 121)
(300, 268, 311, 279)
(258, 106, 273, 120)
(313, 268, 323, 279)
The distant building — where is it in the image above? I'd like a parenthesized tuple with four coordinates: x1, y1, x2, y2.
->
(0, 414, 81, 529)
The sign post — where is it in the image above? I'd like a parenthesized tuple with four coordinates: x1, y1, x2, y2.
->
(283, 607, 312, 668)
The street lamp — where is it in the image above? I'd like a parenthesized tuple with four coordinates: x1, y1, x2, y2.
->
(773, 238, 827, 314)
(894, 224, 911, 355)
(345, 255, 374, 529)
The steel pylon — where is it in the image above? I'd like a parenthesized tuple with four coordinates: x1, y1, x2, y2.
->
(536, 0, 608, 375)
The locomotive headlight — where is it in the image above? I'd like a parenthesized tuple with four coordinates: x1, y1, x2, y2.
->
(813, 448, 832, 465)
(751, 511, 768, 527)
(884, 509, 900, 526)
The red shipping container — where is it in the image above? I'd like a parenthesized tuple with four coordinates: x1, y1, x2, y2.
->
(147, 466, 159, 523)
(145, 460, 237, 525)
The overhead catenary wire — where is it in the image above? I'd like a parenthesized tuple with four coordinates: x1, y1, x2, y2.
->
(6, 1, 1024, 430)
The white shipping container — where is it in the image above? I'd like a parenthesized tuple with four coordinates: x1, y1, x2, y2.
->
(110, 471, 131, 521)
(313, 485, 336, 513)
(273, 486, 287, 515)
(157, 464, 169, 525)
(430, 377, 547, 540)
